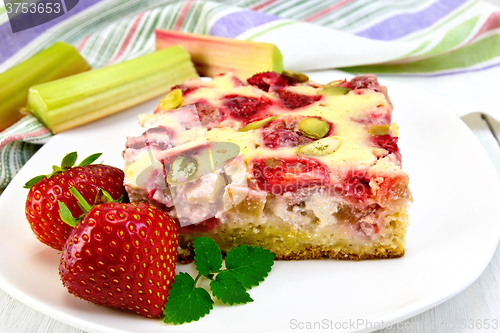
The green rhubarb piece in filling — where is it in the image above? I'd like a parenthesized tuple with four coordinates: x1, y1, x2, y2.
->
(368, 125, 390, 136)
(167, 155, 199, 185)
(159, 88, 183, 110)
(321, 86, 351, 96)
(238, 116, 277, 132)
(298, 118, 329, 139)
(297, 137, 342, 156)
(282, 70, 309, 83)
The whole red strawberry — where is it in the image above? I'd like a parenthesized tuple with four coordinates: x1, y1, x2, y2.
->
(24, 152, 126, 250)
(59, 200, 178, 318)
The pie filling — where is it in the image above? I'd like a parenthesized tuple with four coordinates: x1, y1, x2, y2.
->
(123, 72, 412, 261)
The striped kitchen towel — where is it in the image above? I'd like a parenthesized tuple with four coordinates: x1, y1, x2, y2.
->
(1, 0, 499, 191)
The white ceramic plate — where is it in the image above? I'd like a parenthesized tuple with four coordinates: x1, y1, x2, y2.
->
(1, 71, 499, 333)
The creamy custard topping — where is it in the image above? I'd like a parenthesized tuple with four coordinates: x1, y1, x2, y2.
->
(123, 71, 410, 247)
(179, 73, 392, 168)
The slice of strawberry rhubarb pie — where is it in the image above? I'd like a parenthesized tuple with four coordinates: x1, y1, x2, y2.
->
(123, 71, 412, 261)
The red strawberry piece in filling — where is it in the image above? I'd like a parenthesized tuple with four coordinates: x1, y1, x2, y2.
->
(262, 118, 313, 148)
(337, 79, 350, 88)
(170, 84, 198, 96)
(251, 157, 330, 195)
(264, 130, 313, 149)
(277, 89, 322, 109)
(372, 135, 401, 162)
(247, 72, 290, 92)
(359, 221, 380, 236)
(59, 202, 178, 318)
(372, 174, 410, 206)
(194, 100, 223, 127)
(126, 126, 173, 151)
(338, 169, 372, 204)
(345, 74, 382, 92)
(222, 94, 273, 123)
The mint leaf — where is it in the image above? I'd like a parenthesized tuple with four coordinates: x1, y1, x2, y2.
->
(61, 152, 77, 169)
(162, 241, 275, 325)
(163, 272, 214, 325)
(193, 237, 222, 277)
(225, 245, 275, 289)
(78, 153, 102, 167)
(210, 270, 253, 305)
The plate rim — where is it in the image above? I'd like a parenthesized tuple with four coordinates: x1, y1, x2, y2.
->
(1, 76, 499, 333)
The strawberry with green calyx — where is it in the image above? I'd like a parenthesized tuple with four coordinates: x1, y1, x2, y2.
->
(58, 188, 275, 322)
(24, 152, 126, 250)
(58, 186, 178, 318)
(57, 186, 122, 226)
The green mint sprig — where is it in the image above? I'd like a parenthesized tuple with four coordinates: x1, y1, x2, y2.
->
(163, 236, 275, 325)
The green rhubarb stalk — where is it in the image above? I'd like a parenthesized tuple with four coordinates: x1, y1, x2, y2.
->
(27, 46, 199, 134)
(155, 29, 283, 80)
(0, 42, 90, 131)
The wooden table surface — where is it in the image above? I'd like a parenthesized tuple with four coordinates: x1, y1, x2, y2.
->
(2, 0, 500, 331)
